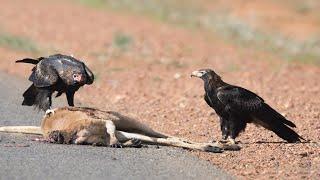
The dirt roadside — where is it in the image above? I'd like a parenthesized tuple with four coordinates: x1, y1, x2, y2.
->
(0, 0, 319, 179)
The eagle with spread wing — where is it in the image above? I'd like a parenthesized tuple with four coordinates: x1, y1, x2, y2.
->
(191, 69, 304, 144)
(16, 54, 94, 111)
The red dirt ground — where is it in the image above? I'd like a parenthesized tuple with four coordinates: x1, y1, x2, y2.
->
(0, 0, 319, 179)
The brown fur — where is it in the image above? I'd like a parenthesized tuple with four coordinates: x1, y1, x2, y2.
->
(0, 107, 240, 152)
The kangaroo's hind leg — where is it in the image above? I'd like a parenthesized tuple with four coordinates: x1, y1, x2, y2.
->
(105, 120, 142, 148)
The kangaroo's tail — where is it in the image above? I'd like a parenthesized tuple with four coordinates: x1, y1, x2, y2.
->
(0, 126, 42, 135)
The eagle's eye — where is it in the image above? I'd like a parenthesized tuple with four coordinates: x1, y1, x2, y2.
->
(198, 70, 208, 76)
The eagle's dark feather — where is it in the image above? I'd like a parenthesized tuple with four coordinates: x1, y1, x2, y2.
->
(17, 54, 94, 111)
(193, 69, 304, 143)
(16, 58, 41, 64)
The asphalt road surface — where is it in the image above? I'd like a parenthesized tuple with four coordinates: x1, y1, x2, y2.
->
(0, 71, 232, 180)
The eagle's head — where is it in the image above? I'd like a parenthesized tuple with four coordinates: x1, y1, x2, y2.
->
(191, 69, 220, 81)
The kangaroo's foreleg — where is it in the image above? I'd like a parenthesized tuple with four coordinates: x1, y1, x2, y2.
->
(105, 120, 123, 148)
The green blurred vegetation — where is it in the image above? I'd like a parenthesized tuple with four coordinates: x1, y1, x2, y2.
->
(112, 32, 133, 51)
(0, 32, 40, 53)
(75, 0, 320, 65)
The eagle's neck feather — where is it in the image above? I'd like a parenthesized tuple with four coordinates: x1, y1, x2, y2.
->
(205, 77, 226, 92)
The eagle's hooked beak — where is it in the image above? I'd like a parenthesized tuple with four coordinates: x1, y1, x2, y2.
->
(84, 65, 94, 85)
(191, 70, 203, 78)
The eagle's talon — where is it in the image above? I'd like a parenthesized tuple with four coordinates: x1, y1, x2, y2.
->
(227, 138, 236, 145)
(217, 139, 228, 144)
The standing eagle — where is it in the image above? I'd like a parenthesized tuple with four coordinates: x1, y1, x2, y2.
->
(191, 69, 304, 144)
(16, 54, 94, 112)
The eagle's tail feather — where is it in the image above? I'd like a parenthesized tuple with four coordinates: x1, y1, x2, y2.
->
(22, 84, 37, 106)
(22, 84, 51, 111)
(16, 58, 39, 64)
(270, 123, 305, 143)
(253, 104, 304, 143)
(263, 104, 296, 128)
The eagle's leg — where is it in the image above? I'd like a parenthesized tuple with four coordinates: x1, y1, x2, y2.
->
(220, 115, 241, 150)
(66, 90, 75, 106)
(44, 96, 55, 117)
(48, 94, 52, 108)
(217, 117, 229, 143)
(222, 109, 238, 145)
(227, 114, 240, 145)
(221, 120, 228, 140)
(228, 129, 237, 145)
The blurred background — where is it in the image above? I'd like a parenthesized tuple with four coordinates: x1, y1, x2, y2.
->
(0, 0, 319, 179)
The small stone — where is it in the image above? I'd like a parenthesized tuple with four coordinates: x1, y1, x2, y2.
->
(299, 152, 308, 157)
(114, 95, 126, 102)
(284, 102, 293, 109)
(179, 103, 186, 108)
(174, 73, 181, 79)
